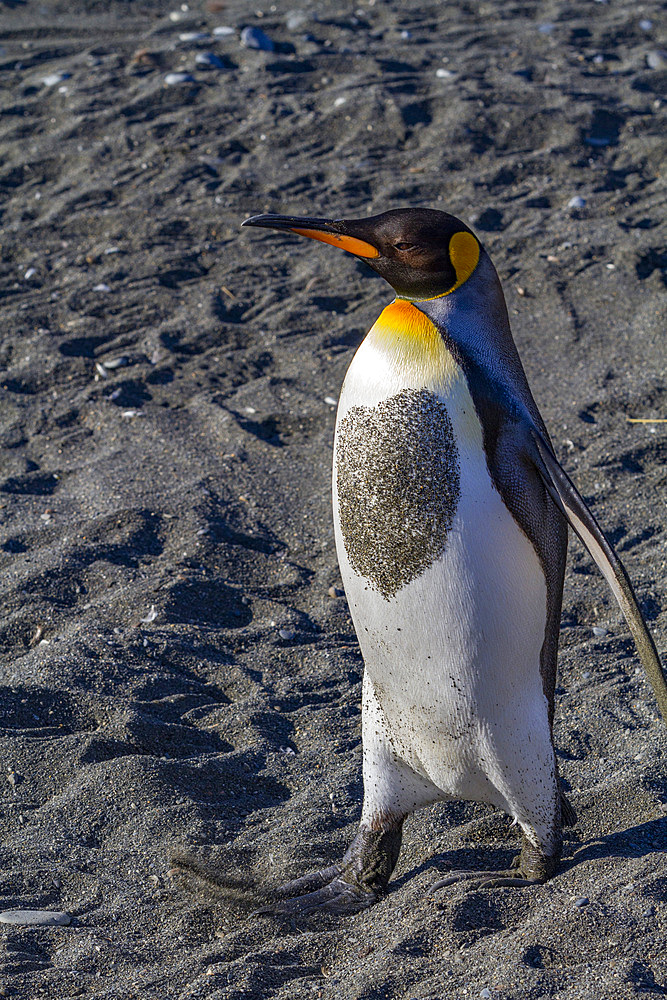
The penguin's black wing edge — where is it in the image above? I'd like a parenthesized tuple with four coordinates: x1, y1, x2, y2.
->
(529, 427, 667, 725)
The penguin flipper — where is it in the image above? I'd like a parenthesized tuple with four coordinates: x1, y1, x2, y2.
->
(529, 427, 667, 724)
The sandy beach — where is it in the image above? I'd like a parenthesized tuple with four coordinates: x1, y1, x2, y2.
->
(0, 0, 666, 996)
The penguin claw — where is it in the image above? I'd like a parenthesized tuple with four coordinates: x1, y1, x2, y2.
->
(255, 823, 402, 917)
(271, 865, 342, 900)
(428, 870, 540, 894)
(254, 875, 376, 917)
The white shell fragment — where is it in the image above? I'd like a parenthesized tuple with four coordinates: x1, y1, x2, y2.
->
(164, 72, 196, 85)
(0, 909, 71, 927)
(195, 52, 225, 69)
(241, 26, 274, 51)
(42, 72, 71, 87)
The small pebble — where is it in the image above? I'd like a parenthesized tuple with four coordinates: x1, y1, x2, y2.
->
(646, 51, 666, 70)
(0, 910, 71, 927)
(103, 356, 128, 369)
(164, 72, 196, 85)
(93, 283, 111, 292)
(480, 990, 492, 1000)
(574, 896, 589, 908)
(241, 26, 274, 51)
(42, 72, 71, 87)
(285, 11, 308, 31)
(593, 53, 604, 64)
(131, 47, 159, 69)
(195, 52, 225, 68)
(24, 267, 37, 280)
(639, 19, 653, 31)
(140, 605, 158, 623)
(179, 31, 209, 41)
(328, 586, 345, 598)
(538, 22, 554, 34)
(278, 627, 296, 641)
(324, 396, 338, 405)
(592, 626, 608, 637)
(95, 362, 108, 379)
(436, 68, 455, 79)
(568, 196, 586, 209)
(213, 25, 235, 36)
(400, 29, 412, 40)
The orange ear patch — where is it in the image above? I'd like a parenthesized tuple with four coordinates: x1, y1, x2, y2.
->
(448, 231, 480, 292)
(290, 228, 380, 258)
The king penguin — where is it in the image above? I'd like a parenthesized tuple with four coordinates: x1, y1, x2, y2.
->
(241, 208, 667, 915)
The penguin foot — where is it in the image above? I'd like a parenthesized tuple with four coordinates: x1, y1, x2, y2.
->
(255, 819, 404, 918)
(428, 835, 561, 894)
(254, 871, 378, 917)
(428, 869, 540, 894)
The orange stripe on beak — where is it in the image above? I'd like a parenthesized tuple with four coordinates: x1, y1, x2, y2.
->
(290, 228, 380, 259)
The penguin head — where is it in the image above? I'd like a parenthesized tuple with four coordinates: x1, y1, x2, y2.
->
(242, 208, 481, 301)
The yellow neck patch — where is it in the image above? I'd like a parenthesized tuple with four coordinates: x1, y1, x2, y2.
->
(367, 299, 458, 383)
(448, 230, 480, 293)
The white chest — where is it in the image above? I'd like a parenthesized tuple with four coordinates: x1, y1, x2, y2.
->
(332, 304, 549, 791)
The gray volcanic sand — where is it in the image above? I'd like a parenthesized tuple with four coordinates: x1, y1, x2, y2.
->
(0, 0, 666, 997)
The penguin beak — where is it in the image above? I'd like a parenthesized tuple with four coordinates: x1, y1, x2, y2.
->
(242, 214, 380, 259)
